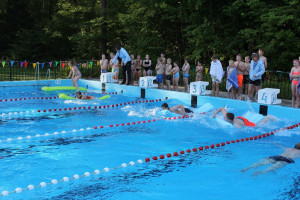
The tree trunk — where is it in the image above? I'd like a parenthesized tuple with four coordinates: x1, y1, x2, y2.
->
(100, 0, 107, 54)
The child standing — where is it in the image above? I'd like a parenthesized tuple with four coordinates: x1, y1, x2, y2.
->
(195, 61, 203, 81)
(165, 58, 172, 90)
(226, 60, 239, 99)
(209, 54, 224, 96)
(143, 55, 152, 76)
(290, 60, 300, 108)
(243, 56, 251, 95)
(112, 59, 119, 83)
(182, 59, 190, 92)
(130, 55, 136, 85)
(67, 60, 82, 91)
(172, 61, 180, 91)
(155, 58, 164, 89)
(135, 55, 142, 85)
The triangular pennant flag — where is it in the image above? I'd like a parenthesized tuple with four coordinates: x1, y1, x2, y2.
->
(24, 62, 28, 68)
(49, 62, 52, 67)
(77, 64, 80, 68)
(97, 61, 100, 66)
(33, 63, 37, 69)
(83, 63, 86, 68)
(20, 62, 24, 68)
(205, 68, 209, 74)
(62, 63, 66, 69)
(10, 61, 14, 67)
(90, 61, 93, 67)
(55, 61, 59, 67)
(2, 61, 5, 68)
(41, 63, 45, 69)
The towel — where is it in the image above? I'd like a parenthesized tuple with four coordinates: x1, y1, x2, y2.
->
(226, 67, 239, 91)
(210, 60, 224, 82)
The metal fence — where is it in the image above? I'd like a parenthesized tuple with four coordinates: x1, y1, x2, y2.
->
(0, 61, 292, 99)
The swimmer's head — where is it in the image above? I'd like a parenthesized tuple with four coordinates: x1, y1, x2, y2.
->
(295, 143, 300, 150)
(225, 112, 234, 122)
(76, 91, 82, 98)
(161, 103, 169, 110)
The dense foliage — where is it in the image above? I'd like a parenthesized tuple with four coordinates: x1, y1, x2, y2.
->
(1, 0, 299, 70)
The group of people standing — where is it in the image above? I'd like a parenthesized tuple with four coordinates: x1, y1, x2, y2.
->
(98, 45, 299, 108)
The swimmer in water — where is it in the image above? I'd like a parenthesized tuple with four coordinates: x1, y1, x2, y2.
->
(241, 143, 300, 176)
(161, 103, 193, 116)
(212, 107, 274, 128)
(75, 91, 94, 100)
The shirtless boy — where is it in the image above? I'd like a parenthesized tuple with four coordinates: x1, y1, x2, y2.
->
(165, 58, 172, 90)
(243, 56, 251, 95)
(234, 54, 245, 97)
(258, 48, 267, 85)
(241, 143, 300, 176)
(100, 54, 108, 74)
(182, 59, 190, 93)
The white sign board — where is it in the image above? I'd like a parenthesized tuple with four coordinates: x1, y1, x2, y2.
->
(257, 88, 281, 104)
(189, 81, 210, 95)
(139, 76, 157, 88)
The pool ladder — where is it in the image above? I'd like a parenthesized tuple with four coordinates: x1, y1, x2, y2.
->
(35, 62, 51, 86)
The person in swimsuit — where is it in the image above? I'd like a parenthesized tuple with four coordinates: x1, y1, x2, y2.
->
(155, 58, 164, 89)
(143, 55, 152, 76)
(212, 107, 274, 128)
(226, 60, 237, 99)
(67, 60, 82, 91)
(172, 61, 180, 91)
(243, 56, 251, 95)
(112, 59, 120, 83)
(241, 143, 300, 176)
(195, 61, 203, 81)
(161, 53, 166, 89)
(161, 103, 193, 116)
(130, 55, 136, 85)
(75, 91, 95, 100)
(290, 59, 300, 108)
(234, 54, 245, 97)
(109, 52, 115, 70)
(258, 48, 267, 86)
(135, 55, 142, 85)
(100, 54, 108, 74)
(165, 58, 172, 90)
(182, 58, 190, 93)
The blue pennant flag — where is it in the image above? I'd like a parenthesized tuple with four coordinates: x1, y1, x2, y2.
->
(41, 63, 45, 69)
(10, 61, 14, 67)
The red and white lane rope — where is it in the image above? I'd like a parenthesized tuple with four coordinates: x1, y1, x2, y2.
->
(1, 121, 299, 197)
(0, 113, 196, 143)
(0, 92, 119, 103)
(0, 99, 163, 118)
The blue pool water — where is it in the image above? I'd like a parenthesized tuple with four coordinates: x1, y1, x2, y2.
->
(0, 80, 299, 200)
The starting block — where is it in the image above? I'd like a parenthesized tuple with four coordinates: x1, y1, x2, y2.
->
(139, 76, 157, 88)
(257, 88, 281, 105)
(190, 81, 210, 95)
(100, 72, 118, 83)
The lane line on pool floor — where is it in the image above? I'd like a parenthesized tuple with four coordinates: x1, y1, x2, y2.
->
(0, 92, 118, 103)
(1, 122, 299, 197)
(0, 98, 164, 119)
(0, 114, 198, 143)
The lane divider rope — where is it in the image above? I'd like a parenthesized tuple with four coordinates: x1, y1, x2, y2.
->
(0, 99, 163, 119)
(0, 92, 119, 103)
(1, 121, 299, 197)
(0, 113, 197, 143)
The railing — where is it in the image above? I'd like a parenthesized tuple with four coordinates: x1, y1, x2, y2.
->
(0, 61, 292, 100)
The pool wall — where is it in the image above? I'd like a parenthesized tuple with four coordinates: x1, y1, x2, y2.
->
(1, 79, 299, 120)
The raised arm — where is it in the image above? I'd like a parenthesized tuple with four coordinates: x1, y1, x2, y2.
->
(112, 51, 120, 64)
(212, 107, 227, 118)
(170, 104, 185, 115)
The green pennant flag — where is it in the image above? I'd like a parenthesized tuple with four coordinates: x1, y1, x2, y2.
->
(90, 61, 93, 67)
(2, 61, 5, 68)
(55, 61, 59, 66)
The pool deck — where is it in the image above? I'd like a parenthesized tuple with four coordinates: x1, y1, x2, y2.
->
(87, 78, 294, 108)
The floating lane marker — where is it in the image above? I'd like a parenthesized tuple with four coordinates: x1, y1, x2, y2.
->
(0, 99, 163, 119)
(1, 122, 299, 197)
(0, 112, 193, 143)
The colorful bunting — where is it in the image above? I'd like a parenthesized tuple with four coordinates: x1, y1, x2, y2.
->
(83, 63, 87, 68)
(90, 61, 93, 67)
(33, 63, 37, 69)
(2, 61, 5, 68)
(24, 62, 28, 68)
(20, 62, 24, 68)
(55, 61, 59, 67)
(10, 61, 14, 67)
(41, 63, 45, 69)
(49, 61, 52, 67)
(62, 63, 66, 69)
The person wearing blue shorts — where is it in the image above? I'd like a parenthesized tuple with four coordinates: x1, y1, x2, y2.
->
(172, 61, 180, 91)
(155, 58, 164, 89)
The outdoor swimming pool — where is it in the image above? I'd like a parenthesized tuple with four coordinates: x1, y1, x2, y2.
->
(0, 80, 299, 200)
